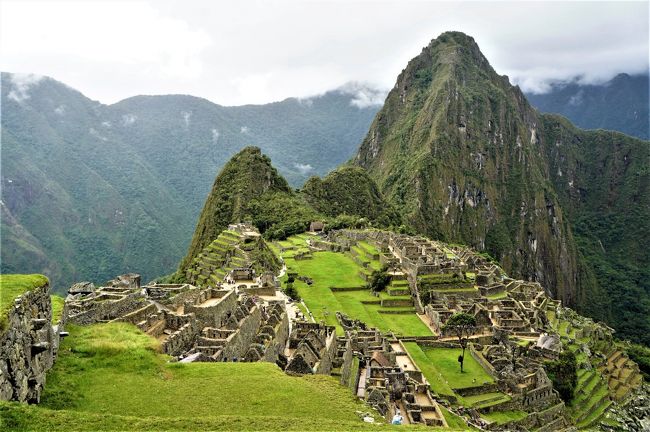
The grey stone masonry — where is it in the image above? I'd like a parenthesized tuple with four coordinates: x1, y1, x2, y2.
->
(0, 281, 63, 403)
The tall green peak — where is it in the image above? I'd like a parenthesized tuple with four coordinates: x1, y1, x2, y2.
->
(177, 146, 293, 273)
(354, 32, 650, 343)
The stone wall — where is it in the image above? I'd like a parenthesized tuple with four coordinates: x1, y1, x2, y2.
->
(0, 282, 60, 403)
(261, 310, 289, 362)
(184, 289, 237, 328)
(218, 306, 262, 360)
(67, 292, 144, 325)
(338, 339, 354, 386)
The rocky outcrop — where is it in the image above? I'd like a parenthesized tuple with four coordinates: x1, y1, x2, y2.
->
(0, 281, 63, 403)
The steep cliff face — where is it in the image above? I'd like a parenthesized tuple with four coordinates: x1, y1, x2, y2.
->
(539, 115, 650, 342)
(355, 32, 579, 303)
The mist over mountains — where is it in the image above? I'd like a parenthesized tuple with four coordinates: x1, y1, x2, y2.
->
(0, 72, 379, 290)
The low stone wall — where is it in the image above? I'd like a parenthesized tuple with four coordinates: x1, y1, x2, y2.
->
(381, 299, 413, 307)
(242, 286, 276, 297)
(113, 302, 157, 326)
(0, 282, 61, 403)
(162, 318, 201, 356)
(67, 292, 144, 325)
(469, 344, 499, 380)
(453, 383, 499, 397)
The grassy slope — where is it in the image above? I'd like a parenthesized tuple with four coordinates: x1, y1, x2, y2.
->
(2, 322, 437, 431)
(0, 274, 48, 331)
(284, 247, 430, 336)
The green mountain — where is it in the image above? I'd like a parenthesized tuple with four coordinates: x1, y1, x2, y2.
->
(526, 73, 649, 140)
(1, 74, 379, 292)
(1, 75, 190, 293)
(301, 166, 401, 227)
(177, 146, 316, 275)
(354, 32, 650, 344)
(176, 147, 399, 277)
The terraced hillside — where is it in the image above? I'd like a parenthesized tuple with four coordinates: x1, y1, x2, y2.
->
(276, 234, 432, 337)
(185, 228, 280, 287)
(545, 306, 643, 428)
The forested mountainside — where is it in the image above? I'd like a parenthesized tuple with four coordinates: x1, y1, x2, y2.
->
(353, 32, 649, 344)
(0, 73, 377, 291)
(526, 73, 649, 140)
(175, 146, 397, 278)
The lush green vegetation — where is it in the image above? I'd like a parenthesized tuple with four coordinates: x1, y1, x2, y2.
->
(623, 342, 650, 380)
(302, 166, 401, 227)
(279, 241, 430, 336)
(540, 114, 650, 344)
(403, 342, 500, 407)
(0, 274, 48, 331)
(1, 74, 379, 292)
(351, 31, 649, 345)
(544, 350, 578, 402)
(50, 295, 65, 324)
(442, 313, 477, 373)
(366, 266, 390, 292)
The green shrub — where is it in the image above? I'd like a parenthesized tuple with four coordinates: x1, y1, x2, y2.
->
(545, 350, 577, 402)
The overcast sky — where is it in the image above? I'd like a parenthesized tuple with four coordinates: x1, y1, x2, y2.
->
(1, 0, 648, 106)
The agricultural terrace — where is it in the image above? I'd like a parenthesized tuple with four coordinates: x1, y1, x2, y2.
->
(276, 234, 432, 337)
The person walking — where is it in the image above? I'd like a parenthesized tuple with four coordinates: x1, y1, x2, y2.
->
(391, 410, 403, 425)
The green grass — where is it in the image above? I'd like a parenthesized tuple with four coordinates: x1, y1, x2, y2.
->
(51, 295, 65, 324)
(0, 274, 49, 332)
(481, 410, 527, 424)
(284, 248, 430, 336)
(403, 343, 501, 405)
(26, 323, 396, 430)
(439, 405, 471, 429)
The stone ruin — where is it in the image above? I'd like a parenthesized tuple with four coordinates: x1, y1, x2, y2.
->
(65, 273, 289, 366)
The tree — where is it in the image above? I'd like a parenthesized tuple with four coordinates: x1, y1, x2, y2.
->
(443, 313, 477, 372)
(544, 350, 577, 402)
(367, 265, 391, 293)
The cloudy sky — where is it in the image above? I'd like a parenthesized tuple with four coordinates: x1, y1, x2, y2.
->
(1, 0, 648, 105)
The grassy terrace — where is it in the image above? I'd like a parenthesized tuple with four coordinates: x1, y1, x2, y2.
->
(279, 236, 431, 336)
(2, 323, 436, 432)
(0, 274, 49, 332)
(403, 343, 509, 408)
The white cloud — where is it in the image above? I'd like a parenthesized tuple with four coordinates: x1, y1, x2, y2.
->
(7, 73, 44, 102)
(339, 82, 388, 108)
(54, 104, 66, 115)
(0, 1, 647, 103)
(181, 110, 192, 127)
(211, 128, 220, 142)
(101, 121, 112, 128)
(294, 163, 314, 175)
(240, 126, 249, 134)
(121, 114, 137, 126)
